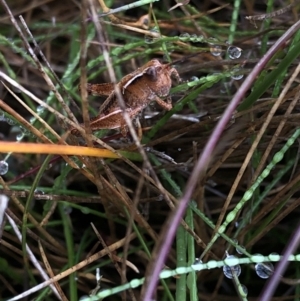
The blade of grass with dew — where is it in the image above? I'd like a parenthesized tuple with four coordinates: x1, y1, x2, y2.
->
(189, 200, 251, 258)
(200, 128, 300, 259)
(86, 32, 216, 81)
(234, 157, 295, 238)
(232, 272, 248, 301)
(84, 253, 300, 300)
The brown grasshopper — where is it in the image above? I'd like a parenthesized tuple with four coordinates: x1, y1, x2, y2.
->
(71, 59, 180, 137)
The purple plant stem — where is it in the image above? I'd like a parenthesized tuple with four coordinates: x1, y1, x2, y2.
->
(142, 18, 300, 301)
(259, 222, 300, 301)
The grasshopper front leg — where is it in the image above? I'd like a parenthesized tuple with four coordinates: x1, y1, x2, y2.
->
(155, 96, 172, 111)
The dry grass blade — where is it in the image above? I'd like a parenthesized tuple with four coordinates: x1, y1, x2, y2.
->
(38, 241, 69, 301)
(7, 233, 137, 301)
(6, 214, 61, 299)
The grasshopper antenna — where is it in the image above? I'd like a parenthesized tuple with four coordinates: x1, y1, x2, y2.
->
(166, 52, 201, 67)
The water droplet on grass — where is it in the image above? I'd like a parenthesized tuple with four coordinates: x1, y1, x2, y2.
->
(232, 240, 246, 254)
(231, 68, 244, 80)
(227, 46, 242, 59)
(63, 205, 72, 215)
(210, 44, 222, 56)
(16, 133, 24, 141)
(223, 255, 241, 279)
(207, 37, 220, 45)
(6, 118, 15, 125)
(255, 262, 274, 279)
(179, 33, 190, 41)
(34, 189, 45, 195)
(36, 105, 45, 113)
(190, 34, 198, 42)
(191, 258, 202, 270)
(0, 161, 9, 175)
(240, 284, 248, 296)
(144, 27, 159, 44)
(0, 111, 5, 121)
(157, 194, 164, 201)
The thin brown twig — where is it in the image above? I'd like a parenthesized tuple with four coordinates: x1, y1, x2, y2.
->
(246, 0, 300, 21)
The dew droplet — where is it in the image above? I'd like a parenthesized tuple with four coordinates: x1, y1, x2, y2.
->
(210, 44, 222, 57)
(191, 258, 203, 270)
(227, 46, 242, 59)
(145, 35, 154, 44)
(190, 76, 199, 81)
(255, 262, 274, 279)
(0, 161, 9, 175)
(223, 255, 241, 279)
(197, 35, 204, 42)
(6, 118, 15, 126)
(34, 189, 45, 195)
(144, 27, 160, 44)
(236, 245, 246, 255)
(179, 33, 190, 41)
(63, 205, 72, 215)
(220, 82, 230, 94)
(231, 68, 244, 80)
(193, 258, 202, 265)
(190, 34, 198, 42)
(234, 217, 245, 229)
(207, 37, 218, 44)
(240, 284, 248, 296)
(36, 105, 45, 113)
(269, 252, 280, 261)
(19, 126, 27, 133)
(157, 194, 164, 201)
(16, 133, 24, 141)
(0, 111, 5, 121)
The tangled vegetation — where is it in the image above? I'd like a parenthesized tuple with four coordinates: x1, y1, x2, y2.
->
(1, 0, 300, 300)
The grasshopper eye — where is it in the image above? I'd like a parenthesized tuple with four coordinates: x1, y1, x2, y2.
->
(145, 66, 158, 81)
